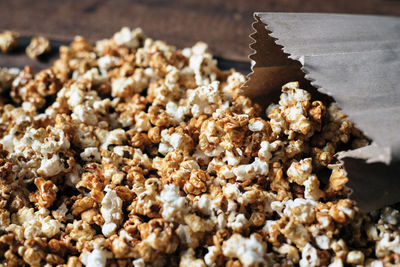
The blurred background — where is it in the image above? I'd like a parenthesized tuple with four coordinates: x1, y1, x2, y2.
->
(0, 0, 399, 70)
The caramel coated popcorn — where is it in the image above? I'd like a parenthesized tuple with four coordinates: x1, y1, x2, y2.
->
(0, 27, 399, 267)
(26, 36, 51, 59)
(0, 30, 19, 53)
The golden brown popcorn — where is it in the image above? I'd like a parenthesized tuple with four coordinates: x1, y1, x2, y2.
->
(0, 26, 397, 266)
(0, 67, 19, 94)
(179, 248, 207, 267)
(183, 169, 209, 195)
(123, 214, 143, 238)
(128, 188, 161, 218)
(34, 68, 62, 96)
(26, 36, 51, 59)
(66, 256, 82, 267)
(184, 214, 214, 233)
(20, 246, 46, 267)
(77, 163, 106, 202)
(29, 177, 58, 208)
(279, 217, 310, 249)
(326, 167, 349, 197)
(269, 161, 291, 201)
(66, 220, 96, 243)
(45, 253, 64, 265)
(0, 30, 18, 53)
(10, 65, 37, 105)
(138, 218, 179, 254)
(70, 196, 96, 215)
(329, 199, 356, 223)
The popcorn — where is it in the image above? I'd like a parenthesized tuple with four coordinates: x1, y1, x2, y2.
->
(37, 153, 66, 177)
(299, 243, 320, 267)
(80, 147, 101, 162)
(222, 234, 266, 267)
(112, 27, 144, 49)
(204, 245, 221, 266)
(158, 184, 187, 221)
(26, 36, 51, 59)
(80, 245, 112, 267)
(0, 26, 395, 266)
(0, 67, 19, 93)
(248, 119, 264, 132)
(186, 81, 221, 117)
(375, 233, 400, 257)
(13, 207, 62, 239)
(101, 189, 123, 237)
(0, 30, 19, 53)
(179, 248, 207, 267)
(232, 157, 268, 181)
(346, 250, 365, 265)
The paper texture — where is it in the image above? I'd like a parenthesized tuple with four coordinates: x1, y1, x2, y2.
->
(242, 13, 400, 211)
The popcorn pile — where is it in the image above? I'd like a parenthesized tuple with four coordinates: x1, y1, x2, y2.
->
(0, 27, 399, 267)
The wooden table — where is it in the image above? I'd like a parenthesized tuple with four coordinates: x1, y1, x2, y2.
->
(0, 0, 399, 72)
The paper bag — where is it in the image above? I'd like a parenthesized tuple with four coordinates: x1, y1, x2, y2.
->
(242, 13, 400, 211)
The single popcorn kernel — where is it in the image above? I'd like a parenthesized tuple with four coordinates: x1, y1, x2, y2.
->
(26, 36, 51, 59)
(184, 169, 209, 195)
(0, 30, 19, 53)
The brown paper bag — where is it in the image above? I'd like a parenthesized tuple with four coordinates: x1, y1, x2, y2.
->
(242, 13, 400, 211)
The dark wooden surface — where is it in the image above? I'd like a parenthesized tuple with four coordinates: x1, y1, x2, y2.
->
(0, 0, 399, 72)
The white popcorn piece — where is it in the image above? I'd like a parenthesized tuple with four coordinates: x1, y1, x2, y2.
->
(186, 81, 221, 118)
(248, 120, 264, 132)
(158, 184, 187, 221)
(113, 27, 143, 49)
(72, 105, 98, 125)
(375, 232, 400, 257)
(101, 189, 123, 237)
(232, 157, 268, 181)
(279, 82, 310, 107)
(381, 207, 400, 226)
(223, 234, 266, 267)
(166, 101, 189, 123)
(315, 235, 331, 250)
(273, 198, 317, 223)
(287, 158, 313, 185)
(80, 147, 101, 162)
(99, 128, 126, 151)
(346, 250, 364, 265)
(81, 245, 113, 267)
(223, 150, 241, 166)
(227, 212, 248, 232)
(185, 42, 217, 86)
(158, 129, 184, 155)
(132, 258, 146, 267)
(194, 194, 215, 216)
(223, 183, 248, 205)
(258, 141, 273, 162)
(299, 243, 320, 267)
(14, 207, 61, 239)
(97, 55, 121, 73)
(37, 154, 65, 177)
